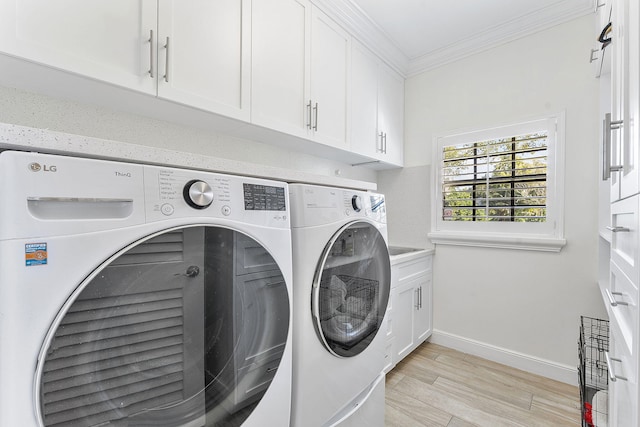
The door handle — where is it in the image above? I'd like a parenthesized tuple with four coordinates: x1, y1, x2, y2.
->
(307, 101, 312, 129)
(605, 288, 629, 306)
(603, 113, 623, 179)
(148, 30, 155, 78)
(313, 102, 318, 131)
(605, 351, 628, 381)
(163, 37, 170, 83)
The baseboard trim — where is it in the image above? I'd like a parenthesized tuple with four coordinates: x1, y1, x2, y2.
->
(429, 330, 577, 386)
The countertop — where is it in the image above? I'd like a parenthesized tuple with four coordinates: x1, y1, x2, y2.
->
(0, 122, 377, 191)
(388, 246, 434, 265)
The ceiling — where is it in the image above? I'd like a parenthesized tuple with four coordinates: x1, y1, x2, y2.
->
(343, 0, 594, 75)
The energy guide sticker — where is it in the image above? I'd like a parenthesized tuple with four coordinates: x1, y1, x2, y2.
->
(25, 243, 47, 266)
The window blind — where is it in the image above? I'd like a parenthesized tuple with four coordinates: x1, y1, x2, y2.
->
(441, 132, 548, 222)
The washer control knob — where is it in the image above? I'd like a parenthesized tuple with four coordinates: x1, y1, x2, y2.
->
(184, 180, 214, 209)
(351, 195, 363, 212)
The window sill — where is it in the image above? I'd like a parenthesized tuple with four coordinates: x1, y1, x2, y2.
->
(427, 231, 566, 252)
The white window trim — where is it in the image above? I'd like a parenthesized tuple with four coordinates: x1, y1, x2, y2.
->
(428, 112, 566, 252)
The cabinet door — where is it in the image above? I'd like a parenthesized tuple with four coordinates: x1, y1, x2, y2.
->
(414, 275, 432, 344)
(393, 279, 417, 361)
(350, 41, 381, 159)
(251, 0, 310, 138)
(309, 6, 349, 149)
(378, 63, 405, 166)
(0, 0, 156, 94)
(157, 0, 250, 121)
(621, 0, 640, 199)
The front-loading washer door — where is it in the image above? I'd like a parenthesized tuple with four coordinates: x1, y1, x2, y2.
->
(36, 225, 289, 427)
(312, 221, 391, 358)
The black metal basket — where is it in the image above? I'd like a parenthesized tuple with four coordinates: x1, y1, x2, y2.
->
(578, 316, 609, 427)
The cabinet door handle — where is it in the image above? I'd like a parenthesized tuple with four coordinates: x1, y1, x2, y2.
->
(603, 113, 624, 179)
(605, 288, 629, 306)
(148, 30, 155, 78)
(307, 101, 312, 129)
(415, 288, 420, 310)
(313, 102, 318, 131)
(589, 48, 599, 63)
(419, 286, 422, 309)
(605, 351, 628, 381)
(163, 37, 170, 83)
(383, 132, 387, 154)
(377, 132, 384, 153)
(606, 225, 630, 232)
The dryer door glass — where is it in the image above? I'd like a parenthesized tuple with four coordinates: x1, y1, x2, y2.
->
(312, 221, 391, 357)
(36, 226, 289, 427)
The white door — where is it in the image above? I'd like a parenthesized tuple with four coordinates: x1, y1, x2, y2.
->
(414, 275, 432, 344)
(393, 278, 417, 361)
(251, 0, 310, 138)
(157, 0, 250, 121)
(620, 0, 640, 199)
(378, 62, 405, 166)
(0, 0, 156, 94)
(350, 41, 380, 159)
(309, 6, 350, 149)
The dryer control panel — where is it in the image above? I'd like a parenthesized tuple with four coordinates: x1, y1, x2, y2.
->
(144, 165, 290, 229)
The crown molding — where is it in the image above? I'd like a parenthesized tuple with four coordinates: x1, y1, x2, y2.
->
(406, 1, 594, 76)
(314, 0, 593, 79)
(312, 0, 410, 76)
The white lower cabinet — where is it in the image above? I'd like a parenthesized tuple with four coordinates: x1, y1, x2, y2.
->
(388, 252, 432, 368)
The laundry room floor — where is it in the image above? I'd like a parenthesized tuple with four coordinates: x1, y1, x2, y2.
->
(385, 343, 581, 426)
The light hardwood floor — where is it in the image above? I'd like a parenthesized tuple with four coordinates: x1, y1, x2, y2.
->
(385, 342, 581, 427)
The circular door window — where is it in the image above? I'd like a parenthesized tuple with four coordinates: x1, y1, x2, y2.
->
(312, 221, 391, 358)
(36, 225, 289, 427)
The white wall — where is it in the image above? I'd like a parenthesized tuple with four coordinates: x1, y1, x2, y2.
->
(378, 14, 607, 381)
(0, 85, 377, 184)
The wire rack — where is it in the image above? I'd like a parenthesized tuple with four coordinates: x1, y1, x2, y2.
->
(578, 316, 609, 427)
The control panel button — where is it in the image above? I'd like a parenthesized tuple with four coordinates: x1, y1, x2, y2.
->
(221, 205, 231, 216)
(160, 203, 175, 216)
(351, 195, 363, 212)
(184, 180, 214, 209)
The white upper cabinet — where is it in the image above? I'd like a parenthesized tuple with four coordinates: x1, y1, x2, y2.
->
(0, 0, 250, 120)
(157, 0, 250, 121)
(309, 6, 350, 149)
(252, 0, 349, 149)
(608, 0, 640, 201)
(251, 0, 310, 139)
(0, 0, 157, 94)
(350, 41, 404, 167)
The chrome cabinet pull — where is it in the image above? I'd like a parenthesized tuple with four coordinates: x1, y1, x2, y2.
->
(606, 225, 630, 232)
(415, 288, 420, 310)
(163, 37, 170, 83)
(377, 132, 384, 153)
(148, 30, 155, 78)
(313, 102, 318, 131)
(307, 101, 312, 129)
(603, 113, 623, 179)
(383, 132, 387, 154)
(590, 48, 599, 63)
(605, 351, 628, 381)
(605, 288, 629, 306)
(419, 286, 422, 309)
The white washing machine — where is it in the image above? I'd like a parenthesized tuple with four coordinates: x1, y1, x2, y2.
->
(289, 184, 391, 427)
(0, 151, 293, 427)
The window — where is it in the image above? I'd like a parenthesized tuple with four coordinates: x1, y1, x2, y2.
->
(429, 114, 565, 252)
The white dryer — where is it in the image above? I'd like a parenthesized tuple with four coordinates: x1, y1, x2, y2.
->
(0, 151, 293, 427)
(289, 184, 391, 427)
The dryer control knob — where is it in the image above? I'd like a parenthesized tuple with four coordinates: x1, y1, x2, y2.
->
(351, 195, 363, 212)
(184, 180, 214, 209)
